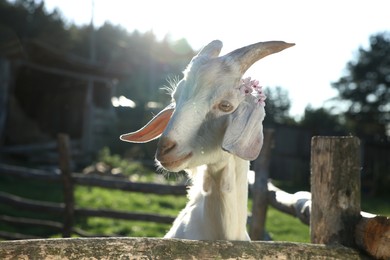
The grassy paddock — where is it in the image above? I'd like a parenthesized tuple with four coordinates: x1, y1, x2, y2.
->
(73, 185, 311, 240)
(0, 149, 389, 241)
(0, 173, 313, 241)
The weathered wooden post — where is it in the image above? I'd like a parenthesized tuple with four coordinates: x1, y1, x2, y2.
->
(250, 129, 274, 240)
(310, 136, 361, 247)
(58, 133, 75, 238)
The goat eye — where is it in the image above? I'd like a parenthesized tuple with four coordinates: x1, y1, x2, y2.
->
(218, 100, 234, 112)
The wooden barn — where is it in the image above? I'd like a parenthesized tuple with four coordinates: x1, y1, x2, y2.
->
(0, 40, 120, 165)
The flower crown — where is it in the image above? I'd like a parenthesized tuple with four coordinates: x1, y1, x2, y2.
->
(239, 77, 266, 107)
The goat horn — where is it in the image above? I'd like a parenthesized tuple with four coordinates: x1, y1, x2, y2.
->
(223, 41, 295, 74)
(197, 40, 223, 58)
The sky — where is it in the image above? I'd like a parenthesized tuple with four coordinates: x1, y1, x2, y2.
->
(40, 0, 389, 117)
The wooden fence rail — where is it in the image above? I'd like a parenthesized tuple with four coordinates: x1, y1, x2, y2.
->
(0, 164, 187, 195)
(0, 191, 176, 224)
(0, 237, 366, 259)
(1, 135, 389, 259)
(0, 134, 186, 239)
(0, 215, 103, 238)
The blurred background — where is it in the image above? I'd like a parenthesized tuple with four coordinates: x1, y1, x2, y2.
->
(0, 0, 389, 241)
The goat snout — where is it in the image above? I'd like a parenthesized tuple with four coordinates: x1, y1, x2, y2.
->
(157, 137, 177, 157)
(156, 137, 192, 170)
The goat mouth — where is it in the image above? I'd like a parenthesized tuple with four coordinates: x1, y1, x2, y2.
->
(159, 152, 193, 169)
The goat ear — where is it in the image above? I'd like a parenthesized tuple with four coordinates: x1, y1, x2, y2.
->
(120, 105, 174, 143)
(222, 101, 264, 160)
(197, 40, 223, 58)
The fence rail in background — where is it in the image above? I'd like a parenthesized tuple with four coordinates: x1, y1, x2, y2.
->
(0, 135, 389, 259)
(0, 191, 176, 223)
(0, 133, 187, 239)
(0, 163, 181, 237)
(0, 164, 187, 195)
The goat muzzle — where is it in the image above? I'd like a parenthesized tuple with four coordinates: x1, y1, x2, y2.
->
(157, 137, 177, 157)
(156, 137, 192, 169)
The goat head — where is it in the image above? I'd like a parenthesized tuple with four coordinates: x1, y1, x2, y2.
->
(121, 40, 294, 172)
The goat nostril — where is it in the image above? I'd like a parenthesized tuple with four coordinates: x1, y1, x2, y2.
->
(159, 137, 177, 156)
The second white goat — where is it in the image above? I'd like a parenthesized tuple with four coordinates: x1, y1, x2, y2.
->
(121, 40, 294, 240)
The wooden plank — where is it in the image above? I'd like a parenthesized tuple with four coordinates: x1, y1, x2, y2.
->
(355, 216, 390, 259)
(0, 214, 115, 238)
(0, 237, 366, 259)
(0, 163, 187, 195)
(0, 231, 40, 240)
(310, 136, 361, 247)
(0, 164, 61, 182)
(0, 191, 64, 214)
(72, 173, 187, 195)
(76, 208, 175, 224)
(267, 182, 311, 225)
(0, 140, 81, 154)
(0, 214, 63, 230)
(57, 134, 75, 238)
(0, 58, 10, 143)
(14, 59, 113, 84)
(0, 191, 175, 224)
(81, 81, 94, 153)
(249, 129, 274, 240)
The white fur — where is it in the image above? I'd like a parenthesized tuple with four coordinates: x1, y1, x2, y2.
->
(164, 155, 250, 240)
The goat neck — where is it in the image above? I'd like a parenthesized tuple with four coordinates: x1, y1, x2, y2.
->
(165, 155, 250, 240)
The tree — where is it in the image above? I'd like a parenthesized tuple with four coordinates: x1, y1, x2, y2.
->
(0, 0, 195, 106)
(0, 0, 70, 49)
(332, 32, 390, 138)
(263, 86, 294, 125)
(300, 106, 345, 135)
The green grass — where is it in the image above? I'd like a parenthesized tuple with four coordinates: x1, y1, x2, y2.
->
(266, 208, 310, 242)
(73, 186, 187, 237)
(0, 173, 313, 241)
(1, 173, 389, 241)
(73, 185, 311, 240)
(361, 197, 390, 216)
(0, 175, 65, 238)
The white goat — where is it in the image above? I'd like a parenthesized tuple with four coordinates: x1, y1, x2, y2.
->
(120, 40, 294, 240)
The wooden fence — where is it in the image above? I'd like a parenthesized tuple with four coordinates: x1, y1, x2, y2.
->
(0, 134, 187, 239)
(0, 134, 389, 259)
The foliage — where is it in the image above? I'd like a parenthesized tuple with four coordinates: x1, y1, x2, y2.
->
(97, 147, 152, 178)
(263, 86, 295, 125)
(300, 106, 346, 135)
(332, 32, 390, 137)
(97, 147, 187, 184)
(0, 0, 70, 49)
(1, 0, 195, 106)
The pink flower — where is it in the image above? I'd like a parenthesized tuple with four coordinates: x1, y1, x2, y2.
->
(255, 93, 267, 107)
(251, 79, 260, 88)
(238, 76, 267, 107)
(239, 77, 253, 96)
